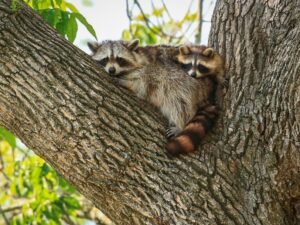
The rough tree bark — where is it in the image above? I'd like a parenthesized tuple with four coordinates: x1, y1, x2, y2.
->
(0, 0, 299, 224)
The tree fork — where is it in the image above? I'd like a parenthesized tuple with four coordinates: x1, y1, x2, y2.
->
(0, 0, 299, 224)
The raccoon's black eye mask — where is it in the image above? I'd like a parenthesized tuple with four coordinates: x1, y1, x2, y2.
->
(182, 63, 192, 71)
(98, 57, 108, 66)
(116, 57, 130, 67)
(197, 64, 210, 73)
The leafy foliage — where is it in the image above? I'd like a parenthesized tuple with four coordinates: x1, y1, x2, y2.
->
(0, 128, 91, 225)
(24, 0, 97, 43)
(123, 0, 198, 45)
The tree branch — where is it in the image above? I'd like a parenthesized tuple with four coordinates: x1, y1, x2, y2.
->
(1, 206, 22, 214)
(0, 206, 10, 225)
(195, 0, 203, 44)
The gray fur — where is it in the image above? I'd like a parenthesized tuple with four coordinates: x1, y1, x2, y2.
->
(90, 40, 215, 135)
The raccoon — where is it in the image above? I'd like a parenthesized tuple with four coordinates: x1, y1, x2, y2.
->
(140, 44, 226, 88)
(174, 45, 226, 86)
(88, 40, 219, 155)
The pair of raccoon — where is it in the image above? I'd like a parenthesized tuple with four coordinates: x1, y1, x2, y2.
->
(88, 39, 225, 156)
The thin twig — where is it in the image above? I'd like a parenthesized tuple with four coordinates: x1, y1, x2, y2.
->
(174, 0, 196, 43)
(133, 0, 168, 37)
(125, 0, 134, 37)
(161, 0, 173, 20)
(1, 206, 22, 213)
(151, 0, 164, 29)
(195, 0, 203, 44)
(183, 0, 195, 23)
(62, 215, 76, 225)
(125, 0, 132, 20)
(21, 148, 31, 162)
(0, 205, 10, 225)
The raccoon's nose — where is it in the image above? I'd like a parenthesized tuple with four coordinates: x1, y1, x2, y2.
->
(191, 72, 197, 78)
(108, 67, 116, 74)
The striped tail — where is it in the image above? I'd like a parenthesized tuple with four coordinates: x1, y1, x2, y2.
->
(165, 104, 219, 156)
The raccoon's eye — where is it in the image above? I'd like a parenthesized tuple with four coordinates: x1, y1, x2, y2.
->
(98, 57, 108, 66)
(197, 64, 210, 73)
(116, 57, 129, 67)
(182, 63, 192, 71)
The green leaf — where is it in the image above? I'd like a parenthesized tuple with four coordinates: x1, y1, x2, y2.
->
(58, 174, 77, 193)
(64, 2, 78, 12)
(0, 127, 16, 148)
(56, 11, 69, 36)
(0, 192, 8, 205)
(41, 163, 51, 176)
(183, 12, 198, 22)
(52, 203, 63, 219)
(66, 14, 78, 43)
(32, 0, 39, 10)
(55, 0, 62, 6)
(62, 196, 80, 209)
(38, 0, 52, 10)
(134, 13, 150, 21)
(82, 0, 93, 7)
(74, 13, 97, 40)
(40, 9, 57, 27)
(11, 217, 22, 225)
(11, 0, 20, 11)
(122, 30, 132, 41)
(152, 7, 165, 17)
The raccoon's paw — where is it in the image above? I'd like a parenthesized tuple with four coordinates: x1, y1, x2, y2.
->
(166, 126, 180, 139)
(220, 78, 229, 88)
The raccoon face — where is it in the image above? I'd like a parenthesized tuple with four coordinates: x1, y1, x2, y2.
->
(88, 40, 141, 76)
(176, 45, 222, 78)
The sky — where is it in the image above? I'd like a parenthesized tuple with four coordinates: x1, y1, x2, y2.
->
(72, 0, 216, 53)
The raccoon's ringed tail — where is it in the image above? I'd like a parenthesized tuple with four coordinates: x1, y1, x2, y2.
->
(165, 105, 219, 156)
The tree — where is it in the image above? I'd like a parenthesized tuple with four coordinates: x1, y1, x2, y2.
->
(123, 0, 199, 44)
(0, 1, 105, 224)
(0, 0, 299, 225)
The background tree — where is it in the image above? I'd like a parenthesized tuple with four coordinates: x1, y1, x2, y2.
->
(0, 0, 299, 225)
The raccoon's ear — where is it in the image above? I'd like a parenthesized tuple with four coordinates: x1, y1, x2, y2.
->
(88, 42, 100, 53)
(203, 48, 215, 57)
(179, 46, 191, 55)
(127, 39, 140, 51)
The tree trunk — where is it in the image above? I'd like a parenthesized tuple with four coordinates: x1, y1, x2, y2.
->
(209, 0, 300, 224)
(0, 0, 299, 224)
